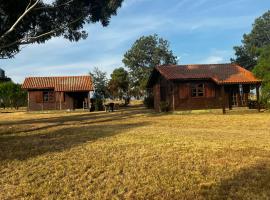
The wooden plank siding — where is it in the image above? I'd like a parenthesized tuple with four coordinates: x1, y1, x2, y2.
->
(28, 90, 74, 111)
(153, 80, 234, 112)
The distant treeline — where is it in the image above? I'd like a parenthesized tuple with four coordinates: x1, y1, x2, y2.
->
(0, 81, 27, 109)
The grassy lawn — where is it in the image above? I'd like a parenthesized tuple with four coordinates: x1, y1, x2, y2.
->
(0, 106, 270, 199)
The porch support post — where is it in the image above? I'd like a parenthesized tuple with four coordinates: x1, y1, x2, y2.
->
(60, 92, 62, 110)
(42, 92, 44, 111)
(27, 92, 30, 111)
(88, 91, 91, 111)
(221, 85, 226, 114)
(172, 82, 175, 112)
(256, 84, 260, 112)
(228, 87, 232, 110)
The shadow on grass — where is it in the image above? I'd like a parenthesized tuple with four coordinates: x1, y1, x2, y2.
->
(201, 161, 270, 199)
(0, 121, 149, 161)
(0, 106, 154, 135)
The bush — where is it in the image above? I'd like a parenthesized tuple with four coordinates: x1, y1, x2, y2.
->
(94, 98, 104, 111)
(260, 93, 270, 109)
(90, 98, 104, 111)
(144, 95, 154, 108)
(0, 82, 27, 109)
(160, 101, 169, 112)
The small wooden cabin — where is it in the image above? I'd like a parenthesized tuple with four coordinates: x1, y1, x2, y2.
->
(22, 76, 94, 111)
(147, 64, 262, 113)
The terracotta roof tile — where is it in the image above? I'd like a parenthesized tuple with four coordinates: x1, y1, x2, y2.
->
(155, 64, 261, 84)
(22, 76, 94, 91)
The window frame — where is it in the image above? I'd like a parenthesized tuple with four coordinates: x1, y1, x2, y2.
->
(191, 83, 205, 98)
(43, 91, 54, 103)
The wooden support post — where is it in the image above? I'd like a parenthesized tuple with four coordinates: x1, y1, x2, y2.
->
(172, 82, 175, 112)
(228, 88, 232, 110)
(88, 92, 91, 111)
(256, 84, 260, 112)
(42, 92, 44, 111)
(27, 92, 30, 111)
(221, 85, 226, 114)
(59, 92, 62, 110)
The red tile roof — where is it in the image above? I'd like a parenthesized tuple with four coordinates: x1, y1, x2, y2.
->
(22, 76, 94, 92)
(153, 64, 261, 85)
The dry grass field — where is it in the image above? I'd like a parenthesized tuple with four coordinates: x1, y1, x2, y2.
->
(0, 106, 270, 199)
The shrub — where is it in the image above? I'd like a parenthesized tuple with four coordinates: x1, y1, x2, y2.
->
(0, 82, 27, 109)
(260, 93, 270, 109)
(94, 98, 104, 111)
(90, 98, 104, 111)
(160, 101, 169, 112)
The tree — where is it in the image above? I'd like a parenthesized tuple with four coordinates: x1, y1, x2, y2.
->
(0, 0, 123, 59)
(0, 82, 27, 109)
(253, 45, 270, 106)
(231, 46, 257, 71)
(232, 10, 270, 70)
(123, 34, 178, 96)
(89, 67, 108, 98)
(108, 67, 129, 100)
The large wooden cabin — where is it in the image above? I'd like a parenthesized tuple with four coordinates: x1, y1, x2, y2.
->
(22, 76, 94, 111)
(147, 64, 262, 113)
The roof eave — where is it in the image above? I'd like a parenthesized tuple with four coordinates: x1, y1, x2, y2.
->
(217, 80, 262, 85)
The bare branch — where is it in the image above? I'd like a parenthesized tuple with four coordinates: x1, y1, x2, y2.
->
(0, 0, 40, 40)
(25, 0, 33, 11)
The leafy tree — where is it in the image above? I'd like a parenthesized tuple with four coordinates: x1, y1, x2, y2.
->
(253, 45, 270, 107)
(0, 0, 123, 58)
(0, 82, 27, 109)
(89, 67, 108, 98)
(232, 10, 270, 70)
(123, 34, 178, 96)
(108, 67, 129, 100)
(231, 46, 257, 71)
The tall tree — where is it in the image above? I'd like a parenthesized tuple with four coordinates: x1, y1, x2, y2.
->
(123, 34, 178, 96)
(253, 45, 270, 105)
(108, 67, 129, 99)
(231, 10, 270, 70)
(231, 46, 257, 71)
(0, 0, 123, 59)
(89, 67, 108, 98)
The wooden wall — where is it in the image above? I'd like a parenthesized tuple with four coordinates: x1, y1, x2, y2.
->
(173, 80, 228, 110)
(153, 79, 235, 111)
(28, 90, 74, 111)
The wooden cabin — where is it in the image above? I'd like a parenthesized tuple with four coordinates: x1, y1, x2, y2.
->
(147, 64, 262, 113)
(22, 76, 94, 111)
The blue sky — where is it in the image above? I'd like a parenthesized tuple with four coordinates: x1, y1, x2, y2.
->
(1, 0, 270, 83)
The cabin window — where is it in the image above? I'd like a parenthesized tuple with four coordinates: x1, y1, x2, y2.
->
(43, 91, 54, 102)
(191, 84, 205, 97)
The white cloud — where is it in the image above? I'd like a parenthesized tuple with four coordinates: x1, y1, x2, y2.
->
(122, 0, 149, 8)
(198, 49, 233, 64)
(5, 54, 122, 83)
(200, 56, 224, 64)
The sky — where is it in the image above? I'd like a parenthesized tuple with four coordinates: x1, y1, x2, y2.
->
(1, 0, 270, 83)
